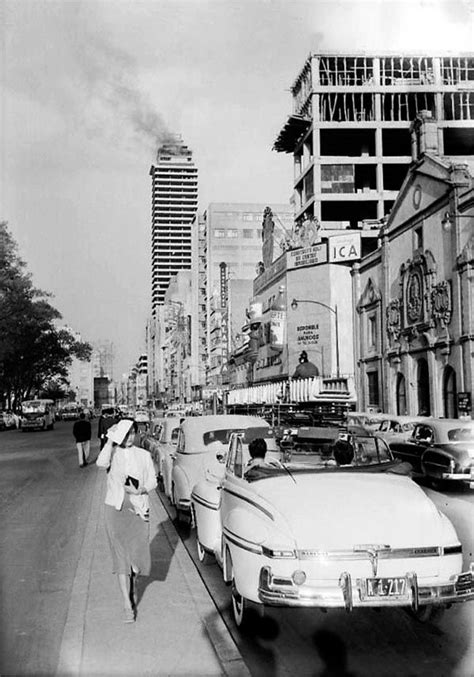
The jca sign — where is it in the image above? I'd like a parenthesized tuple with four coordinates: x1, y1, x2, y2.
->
(328, 234, 361, 262)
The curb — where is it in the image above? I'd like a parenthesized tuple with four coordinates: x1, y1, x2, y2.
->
(55, 469, 102, 676)
(150, 492, 251, 677)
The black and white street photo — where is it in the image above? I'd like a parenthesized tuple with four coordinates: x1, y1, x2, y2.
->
(1, 1, 473, 675)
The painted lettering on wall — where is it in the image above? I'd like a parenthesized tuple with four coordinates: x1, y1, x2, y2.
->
(297, 323, 319, 345)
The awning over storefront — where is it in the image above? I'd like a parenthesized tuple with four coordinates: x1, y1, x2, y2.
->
(273, 115, 312, 153)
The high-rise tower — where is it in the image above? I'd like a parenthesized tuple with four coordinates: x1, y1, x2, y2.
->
(150, 136, 198, 311)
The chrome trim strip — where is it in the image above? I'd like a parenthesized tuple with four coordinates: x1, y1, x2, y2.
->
(295, 547, 442, 560)
(222, 487, 274, 521)
(224, 531, 262, 555)
(191, 493, 220, 511)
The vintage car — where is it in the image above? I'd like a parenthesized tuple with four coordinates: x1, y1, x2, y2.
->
(0, 411, 18, 430)
(389, 418, 474, 487)
(171, 414, 271, 523)
(371, 415, 429, 445)
(135, 409, 150, 424)
(145, 417, 181, 495)
(191, 426, 473, 628)
(346, 411, 386, 431)
(61, 403, 83, 421)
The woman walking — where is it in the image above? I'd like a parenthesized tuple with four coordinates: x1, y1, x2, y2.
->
(96, 418, 157, 622)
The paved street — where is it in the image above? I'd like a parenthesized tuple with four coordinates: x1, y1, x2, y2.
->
(0, 421, 473, 676)
(0, 422, 246, 677)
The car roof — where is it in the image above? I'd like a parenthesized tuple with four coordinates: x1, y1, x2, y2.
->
(419, 418, 474, 429)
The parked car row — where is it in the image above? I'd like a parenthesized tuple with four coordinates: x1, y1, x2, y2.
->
(141, 412, 474, 630)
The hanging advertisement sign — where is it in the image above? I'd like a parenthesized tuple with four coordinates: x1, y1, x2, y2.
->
(219, 262, 228, 308)
(270, 310, 286, 348)
(328, 234, 361, 262)
(287, 243, 327, 269)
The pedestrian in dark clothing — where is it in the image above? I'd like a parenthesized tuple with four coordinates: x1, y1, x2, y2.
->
(292, 351, 319, 379)
(73, 413, 92, 467)
(98, 408, 119, 450)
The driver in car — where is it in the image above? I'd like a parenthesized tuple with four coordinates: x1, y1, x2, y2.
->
(244, 438, 276, 479)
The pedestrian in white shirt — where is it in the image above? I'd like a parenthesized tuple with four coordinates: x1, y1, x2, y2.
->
(96, 418, 157, 623)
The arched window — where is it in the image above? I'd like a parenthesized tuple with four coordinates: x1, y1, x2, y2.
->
(416, 358, 431, 416)
(396, 373, 407, 415)
(443, 367, 457, 418)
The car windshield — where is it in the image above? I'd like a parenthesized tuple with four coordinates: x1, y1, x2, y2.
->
(22, 401, 46, 412)
(246, 432, 395, 481)
(447, 426, 474, 442)
(203, 429, 238, 445)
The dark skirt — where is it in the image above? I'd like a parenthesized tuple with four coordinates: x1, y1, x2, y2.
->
(104, 495, 151, 575)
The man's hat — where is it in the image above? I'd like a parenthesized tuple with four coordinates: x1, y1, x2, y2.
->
(106, 419, 134, 445)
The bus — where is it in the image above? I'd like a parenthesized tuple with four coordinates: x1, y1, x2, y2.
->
(20, 399, 56, 431)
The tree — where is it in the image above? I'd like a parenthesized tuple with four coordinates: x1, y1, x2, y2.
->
(0, 222, 92, 408)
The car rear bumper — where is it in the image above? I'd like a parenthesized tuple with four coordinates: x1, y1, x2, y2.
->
(258, 565, 474, 610)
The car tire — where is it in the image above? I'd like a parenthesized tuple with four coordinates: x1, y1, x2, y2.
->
(196, 536, 214, 565)
(231, 579, 250, 630)
(410, 604, 446, 623)
(172, 487, 185, 525)
(157, 474, 164, 492)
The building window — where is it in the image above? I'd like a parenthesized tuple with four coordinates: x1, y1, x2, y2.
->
(396, 373, 407, 415)
(243, 229, 253, 238)
(367, 371, 380, 407)
(417, 358, 431, 416)
(368, 314, 377, 349)
(214, 229, 226, 238)
(243, 213, 253, 221)
(227, 229, 239, 238)
(443, 366, 457, 418)
(414, 226, 423, 250)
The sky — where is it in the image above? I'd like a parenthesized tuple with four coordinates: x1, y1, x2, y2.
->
(2, 0, 473, 378)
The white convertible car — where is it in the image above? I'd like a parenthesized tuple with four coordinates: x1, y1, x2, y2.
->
(191, 426, 474, 628)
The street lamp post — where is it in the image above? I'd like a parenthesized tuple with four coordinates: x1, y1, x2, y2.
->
(291, 298, 340, 378)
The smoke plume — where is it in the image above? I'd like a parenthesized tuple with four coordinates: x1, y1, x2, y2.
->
(77, 33, 173, 155)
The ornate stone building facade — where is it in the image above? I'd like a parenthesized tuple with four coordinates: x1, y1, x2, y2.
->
(353, 114, 473, 417)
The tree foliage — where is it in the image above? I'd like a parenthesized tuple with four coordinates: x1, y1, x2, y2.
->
(0, 222, 92, 407)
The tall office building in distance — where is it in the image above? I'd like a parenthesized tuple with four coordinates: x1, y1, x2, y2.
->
(150, 137, 198, 311)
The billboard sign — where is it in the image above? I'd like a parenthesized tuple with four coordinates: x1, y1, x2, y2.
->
(328, 234, 361, 262)
(287, 243, 328, 270)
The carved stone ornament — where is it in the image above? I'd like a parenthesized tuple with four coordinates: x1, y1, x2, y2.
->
(357, 277, 382, 311)
(386, 298, 401, 341)
(261, 207, 275, 269)
(431, 280, 452, 327)
(406, 270, 423, 323)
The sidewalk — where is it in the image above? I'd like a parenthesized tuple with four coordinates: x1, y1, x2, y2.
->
(56, 467, 250, 676)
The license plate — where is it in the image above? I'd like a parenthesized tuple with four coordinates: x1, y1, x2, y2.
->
(365, 577, 408, 598)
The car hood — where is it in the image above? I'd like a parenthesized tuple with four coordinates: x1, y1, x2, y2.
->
(253, 473, 444, 549)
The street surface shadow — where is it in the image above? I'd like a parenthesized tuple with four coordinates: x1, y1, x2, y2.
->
(136, 516, 177, 604)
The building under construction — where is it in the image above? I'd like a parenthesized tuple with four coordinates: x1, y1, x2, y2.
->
(274, 53, 474, 228)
